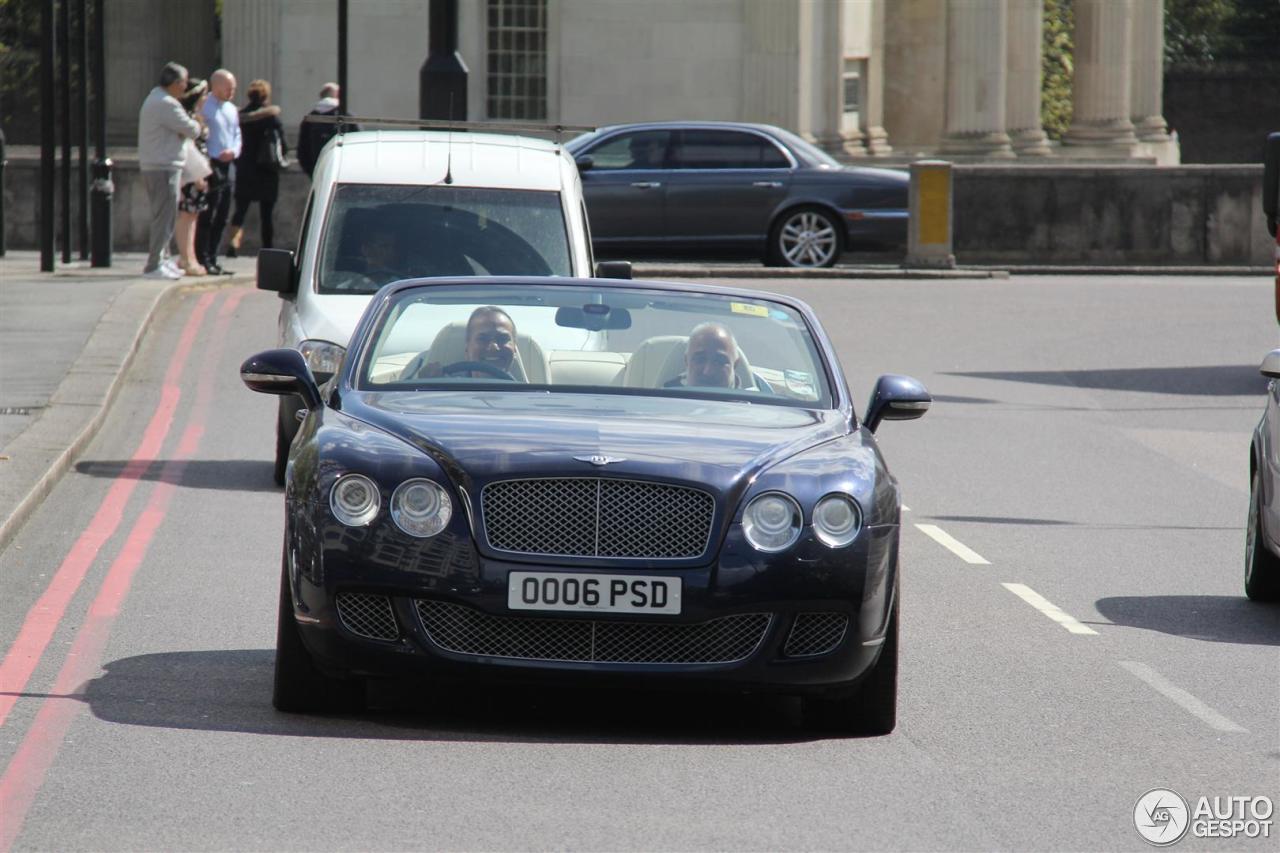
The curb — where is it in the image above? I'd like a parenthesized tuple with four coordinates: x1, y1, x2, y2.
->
(0, 274, 254, 553)
(631, 264, 1009, 280)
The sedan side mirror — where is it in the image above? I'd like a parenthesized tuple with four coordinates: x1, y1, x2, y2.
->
(594, 260, 633, 279)
(575, 155, 594, 173)
(863, 374, 931, 433)
(257, 248, 297, 296)
(1261, 349, 1280, 379)
(241, 348, 322, 410)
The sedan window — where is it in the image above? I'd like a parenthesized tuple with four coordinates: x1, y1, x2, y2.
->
(670, 130, 792, 170)
(583, 131, 671, 170)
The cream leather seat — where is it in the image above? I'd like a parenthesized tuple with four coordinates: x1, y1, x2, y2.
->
(398, 321, 551, 383)
(620, 335, 755, 389)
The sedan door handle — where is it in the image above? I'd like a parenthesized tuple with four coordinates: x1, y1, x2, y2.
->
(752, 181, 783, 188)
(629, 181, 662, 189)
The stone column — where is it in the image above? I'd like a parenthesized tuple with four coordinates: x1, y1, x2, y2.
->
(862, 0, 892, 155)
(939, 0, 1014, 158)
(1130, 0, 1166, 139)
(741, 0, 802, 130)
(1005, 0, 1050, 156)
(1063, 0, 1139, 154)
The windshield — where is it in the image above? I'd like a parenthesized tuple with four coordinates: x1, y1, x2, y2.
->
(317, 184, 572, 294)
(359, 284, 833, 408)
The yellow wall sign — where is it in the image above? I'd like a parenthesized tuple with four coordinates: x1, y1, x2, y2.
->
(917, 167, 950, 246)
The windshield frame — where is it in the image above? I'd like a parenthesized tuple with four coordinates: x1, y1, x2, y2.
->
(348, 280, 842, 412)
(313, 182, 574, 295)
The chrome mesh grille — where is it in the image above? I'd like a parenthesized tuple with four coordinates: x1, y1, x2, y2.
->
(482, 478, 714, 559)
(783, 612, 849, 657)
(416, 600, 770, 664)
(335, 593, 400, 641)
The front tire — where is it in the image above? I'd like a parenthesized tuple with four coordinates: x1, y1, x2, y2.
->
(273, 548, 365, 713)
(766, 207, 843, 268)
(1245, 466, 1280, 601)
(803, 596, 898, 735)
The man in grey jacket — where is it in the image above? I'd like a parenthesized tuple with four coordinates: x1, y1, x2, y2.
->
(137, 62, 202, 278)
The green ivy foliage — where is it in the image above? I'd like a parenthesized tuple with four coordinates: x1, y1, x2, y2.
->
(1041, 0, 1073, 141)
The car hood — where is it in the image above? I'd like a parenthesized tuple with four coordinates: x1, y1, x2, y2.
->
(297, 291, 375, 349)
(349, 390, 850, 497)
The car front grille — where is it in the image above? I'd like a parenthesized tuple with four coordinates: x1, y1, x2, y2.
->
(783, 612, 849, 657)
(335, 592, 400, 641)
(481, 477, 714, 559)
(415, 599, 771, 664)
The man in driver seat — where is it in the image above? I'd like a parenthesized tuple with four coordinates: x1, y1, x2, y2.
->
(402, 306, 521, 380)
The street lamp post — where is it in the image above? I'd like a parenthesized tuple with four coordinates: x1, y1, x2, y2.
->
(41, 0, 55, 272)
(78, 0, 89, 260)
(420, 0, 467, 120)
(59, 0, 71, 264)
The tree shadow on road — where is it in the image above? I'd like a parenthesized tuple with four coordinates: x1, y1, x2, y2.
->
(1094, 595, 1280, 646)
(78, 650, 832, 745)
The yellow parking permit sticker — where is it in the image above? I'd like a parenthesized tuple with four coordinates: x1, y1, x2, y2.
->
(730, 302, 769, 317)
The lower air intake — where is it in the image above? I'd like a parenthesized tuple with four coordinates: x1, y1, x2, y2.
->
(335, 592, 400, 641)
(415, 600, 771, 664)
(783, 612, 849, 657)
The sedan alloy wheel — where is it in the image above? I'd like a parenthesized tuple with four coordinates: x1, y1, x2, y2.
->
(773, 208, 841, 268)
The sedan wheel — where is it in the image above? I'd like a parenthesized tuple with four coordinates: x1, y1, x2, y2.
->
(769, 208, 842, 268)
(1245, 467, 1280, 601)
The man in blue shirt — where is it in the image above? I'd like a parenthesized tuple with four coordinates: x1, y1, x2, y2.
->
(196, 69, 241, 274)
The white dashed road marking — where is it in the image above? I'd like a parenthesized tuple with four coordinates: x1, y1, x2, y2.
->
(1118, 661, 1247, 733)
(914, 524, 990, 564)
(1000, 582, 1099, 635)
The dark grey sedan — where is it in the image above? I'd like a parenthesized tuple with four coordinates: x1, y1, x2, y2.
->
(1247, 348, 1280, 601)
(566, 121, 908, 268)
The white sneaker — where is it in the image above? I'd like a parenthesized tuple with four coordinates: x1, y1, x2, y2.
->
(161, 259, 185, 276)
(144, 266, 182, 280)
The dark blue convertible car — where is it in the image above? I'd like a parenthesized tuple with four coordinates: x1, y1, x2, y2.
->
(242, 276, 930, 734)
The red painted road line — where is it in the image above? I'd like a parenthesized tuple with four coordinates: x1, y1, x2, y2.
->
(0, 291, 217, 730)
(0, 288, 247, 851)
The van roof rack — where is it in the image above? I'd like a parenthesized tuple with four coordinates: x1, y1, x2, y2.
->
(304, 115, 594, 145)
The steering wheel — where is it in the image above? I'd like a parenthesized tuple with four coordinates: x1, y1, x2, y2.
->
(441, 360, 517, 381)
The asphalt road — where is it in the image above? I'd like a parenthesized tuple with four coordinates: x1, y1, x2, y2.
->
(1, 274, 1277, 851)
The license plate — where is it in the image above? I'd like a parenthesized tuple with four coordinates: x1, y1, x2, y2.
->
(507, 571, 682, 615)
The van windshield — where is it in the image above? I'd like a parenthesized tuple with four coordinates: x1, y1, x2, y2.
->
(317, 184, 572, 294)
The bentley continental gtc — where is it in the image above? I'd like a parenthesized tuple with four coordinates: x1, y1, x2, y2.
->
(241, 276, 930, 734)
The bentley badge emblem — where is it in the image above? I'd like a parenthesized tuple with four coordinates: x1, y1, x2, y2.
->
(575, 454, 626, 467)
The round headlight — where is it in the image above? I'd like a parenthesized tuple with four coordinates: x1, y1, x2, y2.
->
(813, 494, 862, 548)
(742, 492, 802, 553)
(330, 474, 380, 526)
(391, 479, 453, 538)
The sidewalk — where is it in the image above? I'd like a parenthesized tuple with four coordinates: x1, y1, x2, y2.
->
(0, 250, 254, 550)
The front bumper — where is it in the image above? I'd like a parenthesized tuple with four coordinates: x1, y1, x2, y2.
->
(284, 522, 899, 694)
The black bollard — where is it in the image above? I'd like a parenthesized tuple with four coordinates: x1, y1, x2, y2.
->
(89, 0, 110, 267)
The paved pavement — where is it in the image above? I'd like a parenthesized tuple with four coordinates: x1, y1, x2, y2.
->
(0, 251, 254, 550)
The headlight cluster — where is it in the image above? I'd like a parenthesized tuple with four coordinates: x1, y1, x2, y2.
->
(741, 491, 863, 552)
(329, 474, 452, 538)
(298, 339, 346, 379)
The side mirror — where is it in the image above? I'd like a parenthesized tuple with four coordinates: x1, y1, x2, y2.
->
(1261, 349, 1280, 379)
(240, 348, 322, 410)
(1265, 133, 1280, 237)
(594, 260, 633, 280)
(863, 374, 931, 433)
(575, 155, 594, 173)
(257, 248, 297, 296)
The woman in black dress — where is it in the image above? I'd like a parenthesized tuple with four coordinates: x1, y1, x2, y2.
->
(227, 79, 288, 255)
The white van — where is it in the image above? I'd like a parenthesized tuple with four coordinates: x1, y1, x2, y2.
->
(257, 127, 624, 483)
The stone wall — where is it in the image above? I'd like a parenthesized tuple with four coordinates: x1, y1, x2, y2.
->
(2, 150, 1271, 266)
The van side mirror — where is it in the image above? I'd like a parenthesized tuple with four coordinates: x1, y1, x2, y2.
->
(257, 248, 297, 296)
(575, 155, 594, 173)
(594, 260, 632, 280)
(1264, 133, 1280, 237)
(863, 374, 930, 433)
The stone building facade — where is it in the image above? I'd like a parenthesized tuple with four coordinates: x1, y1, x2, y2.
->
(103, 0, 1178, 163)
